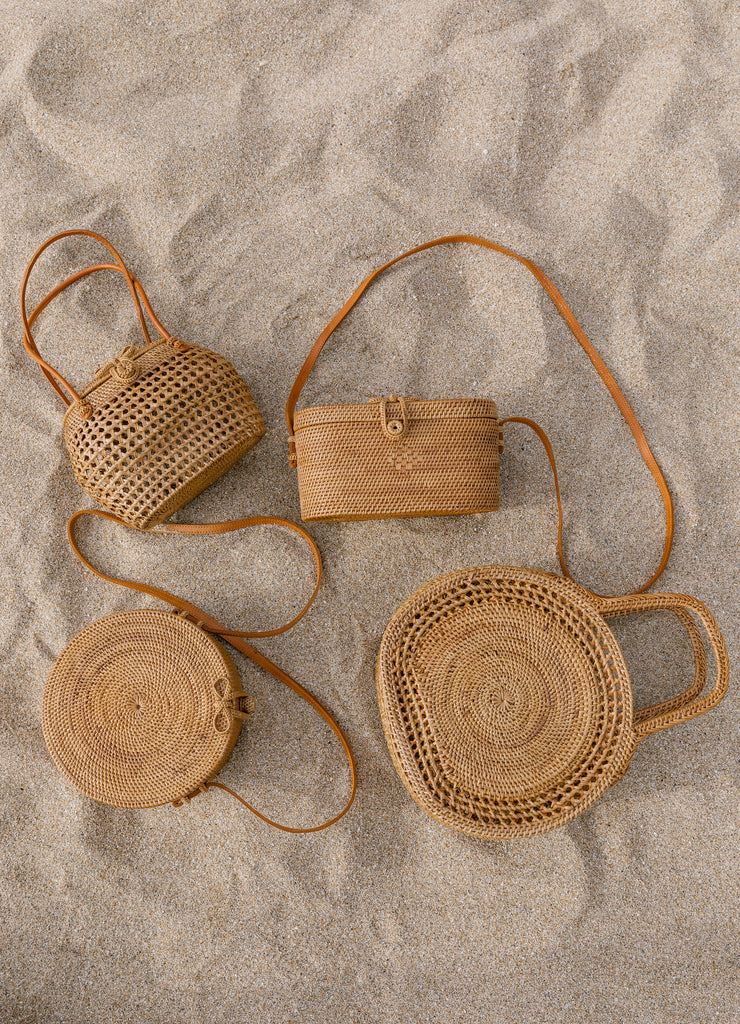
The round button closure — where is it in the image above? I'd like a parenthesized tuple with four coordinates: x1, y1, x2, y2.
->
(387, 419, 404, 435)
(111, 357, 138, 383)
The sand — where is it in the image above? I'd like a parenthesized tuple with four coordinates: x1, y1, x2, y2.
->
(1, 1, 738, 1021)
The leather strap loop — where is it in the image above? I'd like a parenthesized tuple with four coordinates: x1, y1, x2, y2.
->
(67, 509, 356, 833)
(286, 234, 674, 594)
(68, 509, 322, 639)
(25, 263, 172, 405)
(154, 515, 322, 639)
(379, 395, 410, 441)
(21, 230, 171, 407)
(500, 415, 567, 578)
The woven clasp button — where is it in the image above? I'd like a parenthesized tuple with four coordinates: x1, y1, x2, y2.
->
(96, 345, 139, 383)
(213, 678, 255, 730)
(379, 395, 410, 441)
(110, 356, 138, 383)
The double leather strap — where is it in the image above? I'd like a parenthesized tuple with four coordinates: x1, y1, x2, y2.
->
(285, 234, 674, 596)
(21, 229, 172, 407)
(67, 509, 357, 833)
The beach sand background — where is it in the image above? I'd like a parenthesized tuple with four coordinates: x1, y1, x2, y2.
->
(0, 2, 738, 1021)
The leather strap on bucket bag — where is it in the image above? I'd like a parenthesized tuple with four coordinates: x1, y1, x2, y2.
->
(21, 228, 171, 406)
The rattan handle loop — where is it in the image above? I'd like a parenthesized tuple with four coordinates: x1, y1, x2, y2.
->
(21, 230, 170, 407)
(286, 234, 674, 595)
(599, 592, 729, 740)
(67, 508, 356, 833)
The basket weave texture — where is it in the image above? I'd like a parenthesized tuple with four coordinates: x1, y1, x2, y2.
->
(294, 397, 502, 522)
(42, 609, 255, 808)
(63, 339, 265, 529)
(376, 566, 728, 839)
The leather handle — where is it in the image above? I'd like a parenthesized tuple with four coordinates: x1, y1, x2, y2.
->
(20, 230, 170, 407)
(25, 263, 172, 405)
(598, 591, 729, 741)
(67, 509, 356, 833)
(285, 234, 674, 595)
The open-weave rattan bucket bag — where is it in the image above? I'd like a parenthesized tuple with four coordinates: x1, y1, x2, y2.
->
(21, 229, 266, 530)
(376, 558, 728, 840)
(42, 510, 356, 833)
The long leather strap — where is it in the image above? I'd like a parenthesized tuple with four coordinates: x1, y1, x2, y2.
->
(67, 509, 356, 833)
(500, 416, 567, 577)
(21, 230, 171, 407)
(501, 415, 652, 601)
(285, 234, 674, 595)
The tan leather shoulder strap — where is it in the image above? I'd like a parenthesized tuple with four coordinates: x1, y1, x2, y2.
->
(21, 230, 171, 407)
(500, 415, 613, 601)
(285, 234, 674, 594)
(67, 509, 356, 833)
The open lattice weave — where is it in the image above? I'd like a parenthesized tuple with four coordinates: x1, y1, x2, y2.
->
(63, 339, 265, 529)
(42, 609, 255, 808)
(378, 568, 648, 839)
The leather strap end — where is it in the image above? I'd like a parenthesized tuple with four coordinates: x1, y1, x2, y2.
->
(288, 440, 298, 469)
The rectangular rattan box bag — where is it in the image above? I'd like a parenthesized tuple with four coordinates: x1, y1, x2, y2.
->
(285, 233, 673, 568)
(21, 229, 266, 530)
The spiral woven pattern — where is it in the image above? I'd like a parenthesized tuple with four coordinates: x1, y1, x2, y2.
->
(376, 567, 637, 838)
(42, 609, 251, 808)
(63, 340, 265, 529)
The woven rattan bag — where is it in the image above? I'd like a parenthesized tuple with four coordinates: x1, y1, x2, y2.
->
(286, 235, 673, 576)
(375, 439, 729, 839)
(42, 510, 356, 833)
(21, 229, 266, 530)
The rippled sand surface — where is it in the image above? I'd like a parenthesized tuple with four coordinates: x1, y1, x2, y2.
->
(1, 2, 738, 1021)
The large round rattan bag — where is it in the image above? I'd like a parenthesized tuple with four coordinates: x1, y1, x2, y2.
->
(376, 566, 728, 839)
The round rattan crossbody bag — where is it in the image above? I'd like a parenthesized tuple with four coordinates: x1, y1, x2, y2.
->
(21, 229, 266, 529)
(43, 510, 356, 833)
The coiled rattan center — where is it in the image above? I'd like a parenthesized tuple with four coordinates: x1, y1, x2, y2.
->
(42, 609, 247, 808)
(376, 567, 637, 838)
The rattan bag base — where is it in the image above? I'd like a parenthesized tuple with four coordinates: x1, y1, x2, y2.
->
(42, 609, 253, 809)
(376, 566, 728, 840)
